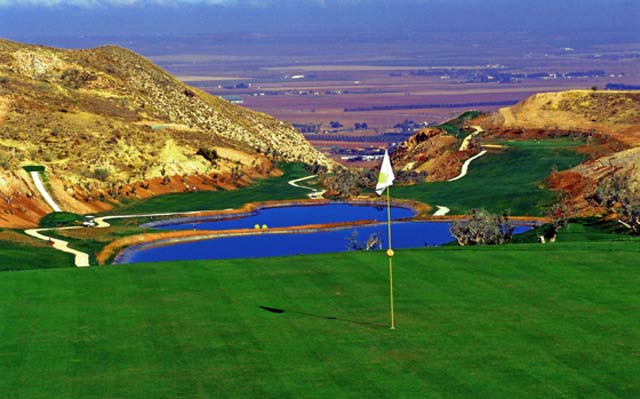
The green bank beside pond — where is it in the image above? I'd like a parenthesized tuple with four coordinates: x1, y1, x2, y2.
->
(106, 162, 310, 216)
(394, 140, 585, 216)
(1, 241, 638, 398)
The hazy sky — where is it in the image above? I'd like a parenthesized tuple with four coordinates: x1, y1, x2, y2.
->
(0, 0, 638, 42)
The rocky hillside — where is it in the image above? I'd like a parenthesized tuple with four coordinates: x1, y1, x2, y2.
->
(548, 146, 640, 213)
(391, 127, 481, 181)
(392, 90, 640, 214)
(0, 39, 334, 227)
(478, 90, 640, 213)
(483, 90, 640, 146)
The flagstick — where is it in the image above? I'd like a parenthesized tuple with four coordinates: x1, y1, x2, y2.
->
(386, 186, 395, 330)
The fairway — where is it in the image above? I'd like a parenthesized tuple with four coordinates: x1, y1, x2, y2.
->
(1, 242, 638, 398)
(394, 140, 585, 216)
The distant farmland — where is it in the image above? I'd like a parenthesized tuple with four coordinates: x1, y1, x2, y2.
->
(343, 100, 518, 112)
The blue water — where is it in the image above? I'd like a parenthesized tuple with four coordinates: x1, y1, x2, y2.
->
(118, 222, 531, 264)
(149, 203, 416, 231)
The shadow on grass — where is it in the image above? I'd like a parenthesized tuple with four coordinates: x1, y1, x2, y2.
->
(259, 305, 384, 328)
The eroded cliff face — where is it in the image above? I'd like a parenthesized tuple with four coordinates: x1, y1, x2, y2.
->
(0, 39, 335, 227)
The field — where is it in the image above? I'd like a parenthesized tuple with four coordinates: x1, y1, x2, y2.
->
(31, 33, 640, 167)
(1, 240, 638, 398)
(127, 32, 640, 165)
(18, 33, 640, 171)
(393, 140, 586, 216)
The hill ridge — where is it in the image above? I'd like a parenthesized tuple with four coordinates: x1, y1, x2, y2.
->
(0, 38, 334, 227)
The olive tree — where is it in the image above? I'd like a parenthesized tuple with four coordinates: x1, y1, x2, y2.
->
(591, 174, 640, 235)
(450, 209, 514, 246)
(540, 201, 570, 243)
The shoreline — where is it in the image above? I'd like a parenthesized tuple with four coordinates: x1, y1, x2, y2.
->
(103, 198, 545, 265)
(139, 198, 424, 229)
(99, 198, 426, 264)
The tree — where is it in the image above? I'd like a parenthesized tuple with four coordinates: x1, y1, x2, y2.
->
(395, 170, 428, 185)
(317, 168, 377, 199)
(345, 230, 382, 251)
(196, 148, 218, 162)
(591, 174, 640, 235)
(354, 122, 368, 130)
(93, 167, 110, 182)
(450, 209, 514, 246)
(541, 201, 570, 243)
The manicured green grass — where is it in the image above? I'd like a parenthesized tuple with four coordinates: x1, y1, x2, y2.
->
(514, 219, 638, 244)
(496, 138, 585, 149)
(45, 225, 149, 266)
(0, 239, 72, 271)
(394, 141, 585, 216)
(38, 211, 84, 227)
(437, 111, 483, 138)
(1, 242, 638, 398)
(107, 163, 310, 215)
(22, 165, 46, 173)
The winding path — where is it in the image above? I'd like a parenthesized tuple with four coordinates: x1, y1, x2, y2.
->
(25, 227, 90, 267)
(25, 210, 211, 267)
(457, 126, 483, 151)
(433, 206, 450, 216)
(288, 174, 325, 199)
(30, 171, 62, 212)
(25, 170, 91, 265)
(432, 125, 487, 215)
(447, 150, 488, 182)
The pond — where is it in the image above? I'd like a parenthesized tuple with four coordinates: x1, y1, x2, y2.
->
(144, 203, 416, 231)
(117, 220, 532, 264)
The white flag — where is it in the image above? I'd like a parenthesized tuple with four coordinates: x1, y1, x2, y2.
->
(375, 150, 395, 196)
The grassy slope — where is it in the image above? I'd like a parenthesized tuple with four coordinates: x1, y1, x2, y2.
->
(45, 225, 149, 266)
(1, 242, 638, 398)
(0, 239, 73, 271)
(438, 111, 483, 138)
(107, 163, 310, 215)
(393, 140, 585, 216)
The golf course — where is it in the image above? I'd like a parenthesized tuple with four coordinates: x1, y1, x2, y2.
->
(2, 20, 639, 399)
(1, 239, 638, 398)
(1, 140, 638, 398)
(394, 139, 586, 216)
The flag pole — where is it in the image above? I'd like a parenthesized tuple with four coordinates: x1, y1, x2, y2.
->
(386, 186, 395, 330)
(376, 149, 396, 330)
